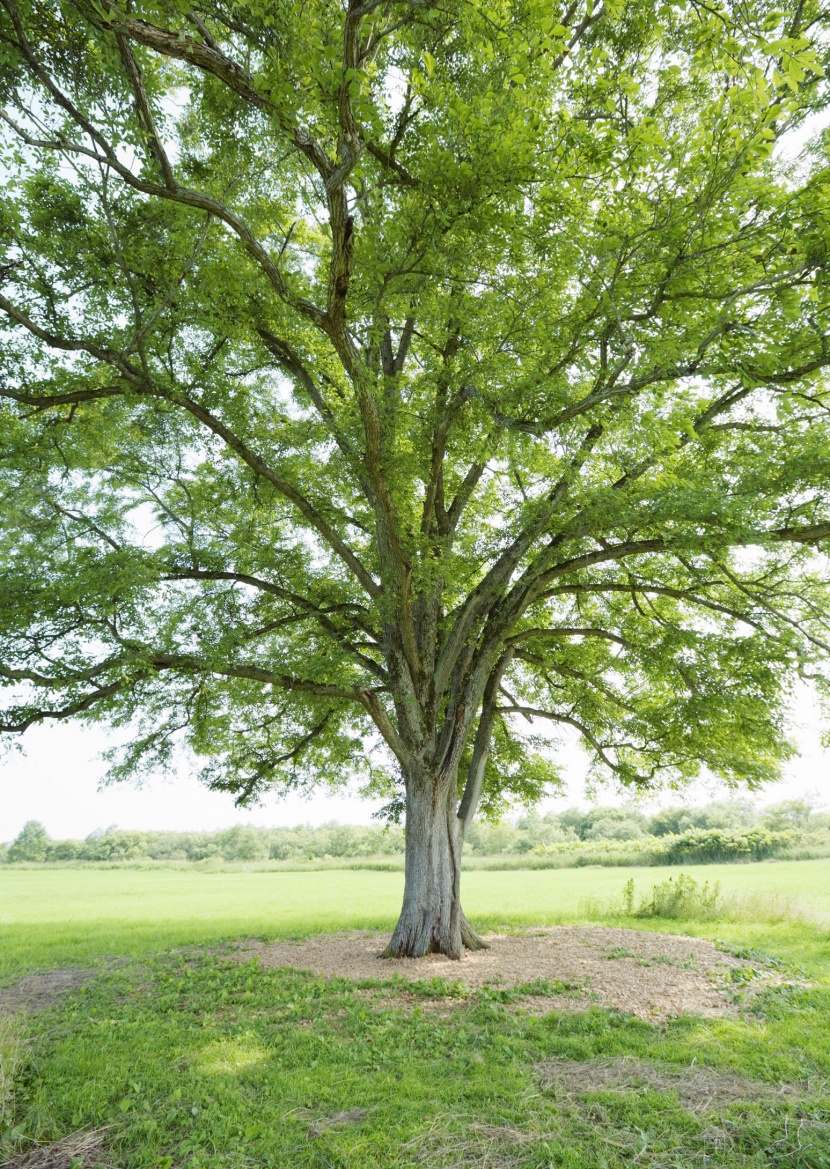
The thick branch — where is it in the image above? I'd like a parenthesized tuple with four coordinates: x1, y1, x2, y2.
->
(457, 650, 513, 832)
(98, 6, 333, 176)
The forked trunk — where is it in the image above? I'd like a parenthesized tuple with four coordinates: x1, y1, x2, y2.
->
(385, 768, 487, 958)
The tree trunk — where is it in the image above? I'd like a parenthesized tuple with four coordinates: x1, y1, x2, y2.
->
(385, 768, 487, 958)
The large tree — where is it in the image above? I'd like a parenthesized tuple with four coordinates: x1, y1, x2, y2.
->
(2, 0, 830, 956)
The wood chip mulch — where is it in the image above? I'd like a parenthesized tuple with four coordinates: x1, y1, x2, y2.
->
(234, 926, 779, 1021)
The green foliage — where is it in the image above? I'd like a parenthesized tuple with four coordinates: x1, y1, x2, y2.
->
(0, 0, 829, 842)
(662, 827, 792, 864)
(586, 816, 646, 841)
(648, 799, 759, 837)
(7, 821, 49, 864)
(2, 821, 407, 864)
(533, 825, 798, 866)
(555, 806, 651, 840)
(762, 798, 830, 832)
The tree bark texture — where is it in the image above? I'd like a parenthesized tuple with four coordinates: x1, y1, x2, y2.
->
(385, 766, 487, 959)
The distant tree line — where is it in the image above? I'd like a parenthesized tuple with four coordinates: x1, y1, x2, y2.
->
(2, 798, 828, 866)
(0, 820, 405, 864)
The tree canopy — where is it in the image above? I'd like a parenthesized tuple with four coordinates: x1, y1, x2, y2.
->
(1, 0, 830, 953)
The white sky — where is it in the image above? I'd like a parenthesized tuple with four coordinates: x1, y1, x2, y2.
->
(1, 684, 827, 842)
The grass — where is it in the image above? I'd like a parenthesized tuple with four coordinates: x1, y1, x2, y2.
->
(2, 860, 830, 1167)
(0, 1014, 19, 1132)
(3, 858, 830, 980)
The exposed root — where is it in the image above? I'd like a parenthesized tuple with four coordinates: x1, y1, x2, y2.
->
(461, 912, 490, 952)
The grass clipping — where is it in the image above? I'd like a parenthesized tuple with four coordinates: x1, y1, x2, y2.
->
(2, 1129, 110, 1169)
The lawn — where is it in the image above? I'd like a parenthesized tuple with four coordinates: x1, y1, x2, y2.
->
(2, 861, 830, 1167)
(2, 859, 830, 979)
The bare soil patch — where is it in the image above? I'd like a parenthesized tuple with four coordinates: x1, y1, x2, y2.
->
(538, 1056, 799, 1112)
(2, 1128, 109, 1168)
(0, 969, 93, 1017)
(235, 926, 776, 1020)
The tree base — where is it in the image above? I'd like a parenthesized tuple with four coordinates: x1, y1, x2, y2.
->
(382, 909, 489, 959)
(387, 773, 490, 958)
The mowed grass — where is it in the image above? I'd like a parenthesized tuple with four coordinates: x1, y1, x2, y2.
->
(2, 861, 830, 1168)
(2, 858, 830, 979)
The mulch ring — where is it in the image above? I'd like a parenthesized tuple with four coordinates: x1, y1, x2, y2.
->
(233, 926, 801, 1021)
(0, 969, 94, 1017)
(1, 1129, 110, 1169)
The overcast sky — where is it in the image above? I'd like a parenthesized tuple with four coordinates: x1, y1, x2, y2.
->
(2, 682, 827, 842)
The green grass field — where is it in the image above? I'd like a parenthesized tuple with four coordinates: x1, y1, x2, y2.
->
(2, 861, 830, 1167)
(3, 859, 830, 979)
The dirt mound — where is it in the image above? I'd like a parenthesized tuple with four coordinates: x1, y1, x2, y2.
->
(235, 926, 773, 1021)
(0, 969, 93, 1017)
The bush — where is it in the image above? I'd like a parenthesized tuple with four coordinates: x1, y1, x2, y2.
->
(465, 820, 519, 854)
(83, 830, 149, 861)
(648, 799, 759, 837)
(554, 805, 648, 840)
(0, 797, 823, 868)
(216, 826, 270, 862)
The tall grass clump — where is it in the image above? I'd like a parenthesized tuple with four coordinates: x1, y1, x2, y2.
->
(583, 873, 809, 924)
(0, 1014, 20, 1130)
(628, 873, 723, 918)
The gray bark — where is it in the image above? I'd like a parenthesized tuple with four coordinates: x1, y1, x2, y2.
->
(385, 765, 487, 958)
